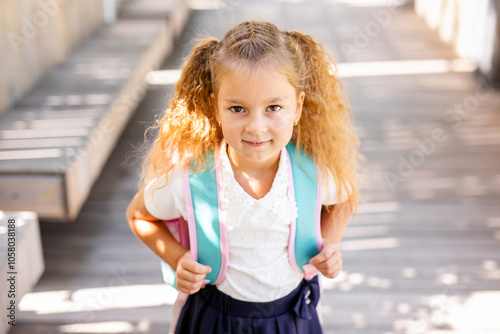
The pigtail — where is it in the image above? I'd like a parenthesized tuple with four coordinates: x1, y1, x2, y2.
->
(141, 38, 220, 186)
(167, 38, 221, 166)
(288, 31, 361, 213)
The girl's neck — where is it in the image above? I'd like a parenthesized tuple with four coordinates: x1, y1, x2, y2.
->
(226, 145, 280, 200)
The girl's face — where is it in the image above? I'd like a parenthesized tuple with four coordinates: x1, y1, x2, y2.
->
(213, 66, 304, 171)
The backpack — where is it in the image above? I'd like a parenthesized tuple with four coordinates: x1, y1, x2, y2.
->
(160, 141, 322, 288)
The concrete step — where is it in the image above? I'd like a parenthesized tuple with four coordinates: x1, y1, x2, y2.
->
(0, 211, 44, 333)
(0, 16, 177, 221)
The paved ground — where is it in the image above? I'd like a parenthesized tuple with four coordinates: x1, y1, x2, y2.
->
(10, 1, 500, 333)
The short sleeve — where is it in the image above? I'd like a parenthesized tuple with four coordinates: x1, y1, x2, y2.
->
(143, 167, 186, 220)
(320, 169, 350, 205)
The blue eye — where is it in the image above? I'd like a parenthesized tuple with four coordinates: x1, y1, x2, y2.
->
(267, 105, 282, 112)
(230, 106, 244, 113)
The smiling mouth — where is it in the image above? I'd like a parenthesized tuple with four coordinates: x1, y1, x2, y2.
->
(243, 140, 271, 147)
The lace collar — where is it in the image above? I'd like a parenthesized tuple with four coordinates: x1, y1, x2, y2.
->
(219, 142, 298, 227)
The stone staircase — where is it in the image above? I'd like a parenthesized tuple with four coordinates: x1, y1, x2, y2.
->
(0, 0, 190, 221)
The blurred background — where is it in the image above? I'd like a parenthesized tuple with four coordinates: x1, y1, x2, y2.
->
(1, 0, 500, 333)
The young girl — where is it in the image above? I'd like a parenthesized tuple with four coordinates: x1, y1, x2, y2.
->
(127, 20, 360, 333)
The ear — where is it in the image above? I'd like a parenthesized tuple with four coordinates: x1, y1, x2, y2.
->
(295, 91, 305, 122)
(211, 93, 220, 122)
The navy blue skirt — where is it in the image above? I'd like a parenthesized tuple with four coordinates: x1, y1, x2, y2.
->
(175, 276, 323, 334)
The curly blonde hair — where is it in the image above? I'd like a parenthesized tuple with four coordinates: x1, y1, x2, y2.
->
(141, 21, 362, 213)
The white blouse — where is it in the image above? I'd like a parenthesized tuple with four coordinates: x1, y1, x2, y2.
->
(144, 144, 347, 302)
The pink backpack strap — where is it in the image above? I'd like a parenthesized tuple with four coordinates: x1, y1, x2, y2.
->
(213, 145, 229, 285)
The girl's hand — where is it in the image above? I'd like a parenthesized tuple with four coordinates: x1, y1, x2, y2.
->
(176, 251, 212, 295)
(309, 239, 342, 279)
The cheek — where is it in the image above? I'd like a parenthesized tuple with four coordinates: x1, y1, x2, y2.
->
(271, 113, 295, 130)
(221, 121, 243, 138)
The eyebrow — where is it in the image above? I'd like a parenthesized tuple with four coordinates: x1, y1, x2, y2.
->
(222, 97, 244, 104)
(222, 96, 289, 104)
(268, 96, 288, 103)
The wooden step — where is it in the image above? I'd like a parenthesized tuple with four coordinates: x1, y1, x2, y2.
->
(119, 0, 191, 38)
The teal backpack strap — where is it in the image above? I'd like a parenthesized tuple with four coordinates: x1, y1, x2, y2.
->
(286, 142, 322, 271)
(184, 147, 228, 285)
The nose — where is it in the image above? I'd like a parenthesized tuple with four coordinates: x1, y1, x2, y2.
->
(245, 112, 267, 134)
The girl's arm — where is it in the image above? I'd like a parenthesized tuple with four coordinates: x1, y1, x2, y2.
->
(320, 200, 352, 245)
(309, 200, 352, 278)
(126, 188, 211, 294)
